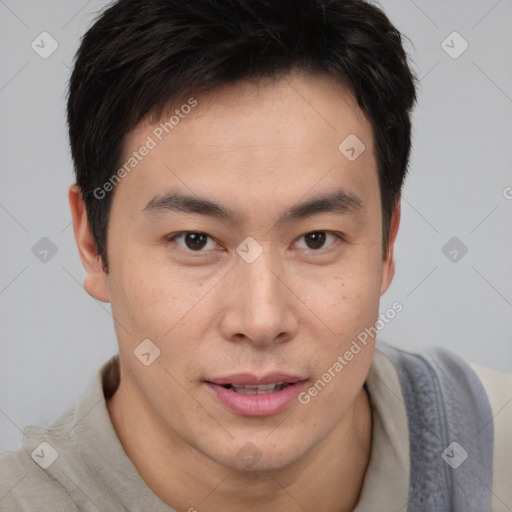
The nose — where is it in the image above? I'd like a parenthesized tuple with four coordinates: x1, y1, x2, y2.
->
(219, 245, 298, 348)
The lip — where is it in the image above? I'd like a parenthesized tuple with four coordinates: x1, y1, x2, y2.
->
(205, 377, 308, 417)
(207, 372, 306, 386)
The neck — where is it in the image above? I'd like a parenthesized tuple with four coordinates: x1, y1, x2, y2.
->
(107, 379, 372, 512)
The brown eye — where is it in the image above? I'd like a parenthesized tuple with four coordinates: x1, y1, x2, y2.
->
(170, 232, 214, 251)
(294, 231, 342, 252)
(184, 233, 208, 250)
(304, 232, 327, 250)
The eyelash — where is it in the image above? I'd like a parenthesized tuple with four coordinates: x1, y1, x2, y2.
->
(166, 231, 344, 255)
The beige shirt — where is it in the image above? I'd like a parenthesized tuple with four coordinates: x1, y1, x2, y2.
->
(1, 347, 510, 511)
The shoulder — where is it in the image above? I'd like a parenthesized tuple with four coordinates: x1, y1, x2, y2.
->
(377, 342, 512, 511)
(0, 448, 78, 512)
(468, 360, 512, 408)
(378, 342, 510, 428)
(0, 356, 119, 512)
(377, 342, 502, 399)
(468, 361, 512, 512)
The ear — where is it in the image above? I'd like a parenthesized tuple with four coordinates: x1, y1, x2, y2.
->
(68, 184, 110, 303)
(379, 199, 401, 296)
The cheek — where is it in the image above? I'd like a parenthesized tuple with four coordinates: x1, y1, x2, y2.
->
(108, 258, 217, 375)
(297, 251, 382, 330)
(299, 273, 379, 413)
(109, 252, 194, 330)
(293, 255, 382, 388)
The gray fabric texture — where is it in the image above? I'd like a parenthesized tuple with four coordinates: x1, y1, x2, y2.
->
(380, 342, 494, 512)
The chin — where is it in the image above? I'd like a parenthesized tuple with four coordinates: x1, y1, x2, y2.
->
(218, 434, 314, 474)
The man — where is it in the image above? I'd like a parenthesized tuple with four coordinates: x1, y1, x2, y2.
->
(1, 0, 510, 511)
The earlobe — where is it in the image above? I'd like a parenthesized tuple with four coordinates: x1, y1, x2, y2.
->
(68, 184, 110, 303)
(380, 199, 401, 296)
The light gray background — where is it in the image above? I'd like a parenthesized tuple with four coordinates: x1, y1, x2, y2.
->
(1, 0, 511, 453)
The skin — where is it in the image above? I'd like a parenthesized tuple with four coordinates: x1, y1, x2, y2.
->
(69, 70, 400, 512)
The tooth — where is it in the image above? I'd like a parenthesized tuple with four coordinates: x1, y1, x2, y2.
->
(235, 388, 266, 395)
(232, 383, 278, 391)
(230, 383, 288, 394)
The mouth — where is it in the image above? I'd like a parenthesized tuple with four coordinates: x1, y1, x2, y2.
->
(220, 382, 292, 394)
(205, 375, 307, 416)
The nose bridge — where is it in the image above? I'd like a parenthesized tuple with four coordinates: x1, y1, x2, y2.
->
(223, 241, 296, 344)
(243, 248, 282, 305)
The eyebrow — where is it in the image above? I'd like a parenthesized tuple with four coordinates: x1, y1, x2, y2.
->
(142, 187, 364, 225)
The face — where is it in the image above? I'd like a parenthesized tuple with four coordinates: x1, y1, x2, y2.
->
(74, 71, 398, 472)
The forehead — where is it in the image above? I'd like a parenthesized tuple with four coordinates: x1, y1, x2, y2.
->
(115, 71, 377, 220)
